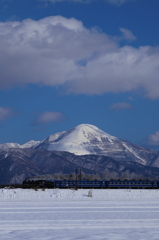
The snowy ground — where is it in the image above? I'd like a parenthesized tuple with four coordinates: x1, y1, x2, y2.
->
(1, 189, 159, 239)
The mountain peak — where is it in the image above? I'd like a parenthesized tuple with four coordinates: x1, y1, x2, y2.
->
(74, 124, 103, 134)
(36, 123, 118, 155)
(66, 123, 116, 143)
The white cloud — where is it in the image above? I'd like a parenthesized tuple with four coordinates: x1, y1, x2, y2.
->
(120, 28, 136, 41)
(110, 102, 133, 110)
(147, 131, 159, 146)
(31, 111, 65, 125)
(0, 107, 14, 121)
(0, 16, 159, 99)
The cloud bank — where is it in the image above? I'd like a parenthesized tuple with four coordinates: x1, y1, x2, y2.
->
(0, 16, 159, 99)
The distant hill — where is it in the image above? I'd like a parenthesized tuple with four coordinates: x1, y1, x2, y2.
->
(1, 148, 159, 184)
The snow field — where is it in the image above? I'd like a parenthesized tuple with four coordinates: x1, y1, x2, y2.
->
(1, 189, 159, 239)
(1, 188, 159, 200)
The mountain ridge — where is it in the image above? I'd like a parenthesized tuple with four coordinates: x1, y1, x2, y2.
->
(1, 148, 159, 184)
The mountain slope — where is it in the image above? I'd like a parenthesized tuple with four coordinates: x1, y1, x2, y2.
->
(0, 148, 96, 184)
(1, 148, 159, 184)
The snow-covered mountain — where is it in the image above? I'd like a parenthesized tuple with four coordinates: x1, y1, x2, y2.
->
(1, 124, 159, 184)
(1, 124, 159, 166)
(37, 124, 118, 154)
(36, 124, 159, 166)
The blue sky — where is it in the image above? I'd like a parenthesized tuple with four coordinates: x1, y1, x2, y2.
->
(0, 0, 159, 150)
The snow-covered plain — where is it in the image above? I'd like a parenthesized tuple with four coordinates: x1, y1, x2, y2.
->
(1, 189, 159, 239)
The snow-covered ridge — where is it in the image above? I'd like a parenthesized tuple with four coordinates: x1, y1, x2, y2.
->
(0, 143, 21, 149)
(0, 140, 41, 149)
(21, 140, 41, 148)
